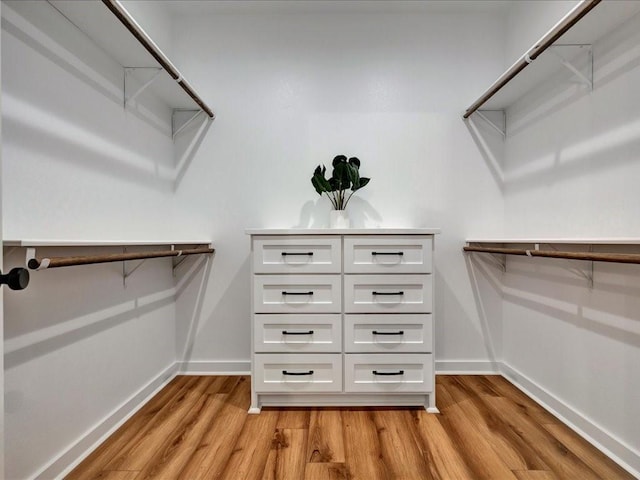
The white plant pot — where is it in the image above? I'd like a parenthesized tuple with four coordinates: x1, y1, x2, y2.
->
(330, 210, 350, 229)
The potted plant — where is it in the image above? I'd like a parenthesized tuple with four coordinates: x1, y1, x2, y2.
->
(311, 155, 370, 228)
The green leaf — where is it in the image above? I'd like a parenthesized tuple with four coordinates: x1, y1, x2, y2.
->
(332, 155, 347, 168)
(347, 163, 360, 189)
(348, 157, 361, 169)
(332, 162, 351, 191)
(311, 164, 331, 195)
(352, 177, 370, 192)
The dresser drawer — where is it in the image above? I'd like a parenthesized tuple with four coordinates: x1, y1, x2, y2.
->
(344, 314, 432, 353)
(344, 354, 433, 393)
(253, 236, 341, 274)
(344, 274, 432, 313)
(254, 353, 342, 393)
(254, 314, 341, 353)
(344, 236, 432, 274)
(254, 275, 342, 313)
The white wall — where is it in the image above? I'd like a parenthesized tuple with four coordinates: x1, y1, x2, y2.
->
(0, 1, 5, 475)
(1, 1, 184, 478)
(170, 8, 507, 372)
(505, 0, 579, 66)
(498, 4, 640, 475)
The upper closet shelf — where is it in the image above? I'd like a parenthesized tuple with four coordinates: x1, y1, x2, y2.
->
(49, 0, 214, 121)
(463, 0, 640, 120)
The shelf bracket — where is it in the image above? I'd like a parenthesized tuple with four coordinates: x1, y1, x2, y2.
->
(121, 247, 148, 287)
(172, 109, 203, 140)
(549, 44, 593, 90)
(124, 67, 163, 108)
(547, 243, 594, 288)
(476, 110, 506, 137)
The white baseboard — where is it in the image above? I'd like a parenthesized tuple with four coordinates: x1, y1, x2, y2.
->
(176, 360, 251, 375)
(35, 363, 178, 480)
(500, 362, 640, 479)
(436, 359, 501, 374)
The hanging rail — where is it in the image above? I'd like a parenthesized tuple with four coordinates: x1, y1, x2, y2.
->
(101, 0, 215, 119)
(463, 0, 601, 119)
(28, 246, 214, 270)
(463, 245, 640, 265)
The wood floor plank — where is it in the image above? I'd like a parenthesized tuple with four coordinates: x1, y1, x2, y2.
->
(542, 423, 635, 479)
(484, 375, 560, 425)
(343, 410, 389, 480)
(134, 392, 226, 479)
(66, 376, 198, 480)
(261, 428, 308, 480)
(307, 409, 345, 463)
(483, 396, 604, 480)
(454, 376, 550, 471)
(304, 462, 351, 480)
(217, 410, 280, 480)
(177, 376, 251, 480)
(437, 399, 519, 479)
(92, 472, 141, 480)
(273, 408, 310, 429)
(411, 410, 476, 480)
(512, 471, 559, 480)
(104, 376, 216, 472)
(373, 409, 434, 480)
(68, 375, 632, 480)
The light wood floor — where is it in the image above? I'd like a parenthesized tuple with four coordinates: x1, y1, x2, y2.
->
(66, 375, 634, 479)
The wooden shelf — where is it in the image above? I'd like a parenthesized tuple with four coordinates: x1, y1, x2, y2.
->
(464, 0, 640, 117)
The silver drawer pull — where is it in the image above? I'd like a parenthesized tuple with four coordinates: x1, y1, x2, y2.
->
(372, 251, 404, 256)
(373, 370, 405, 376)
(282, 330, 314, 335)
(282, 252, 314, 256)
(372, 330, 404, 335)
(282, 291, 314, 295)
(282, 370, 314, 376)
(372, 291, 404, 296)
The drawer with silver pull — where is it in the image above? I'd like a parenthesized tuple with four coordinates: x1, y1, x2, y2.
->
(253, 236, 341, 274)
(344, 236, 432, 274)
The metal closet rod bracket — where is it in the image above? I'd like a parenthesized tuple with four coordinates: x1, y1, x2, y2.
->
(475, 110, 506, 137)
(172, 109, 203, 140)
(549, 44, 593, 90)
(124, 67, 163, 108)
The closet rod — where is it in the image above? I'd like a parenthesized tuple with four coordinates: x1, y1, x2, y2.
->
(463, 246, 640, 265)
(463, 0, 601, 119)
(28, 247, 214, 270)
(101, 0, 215, 119)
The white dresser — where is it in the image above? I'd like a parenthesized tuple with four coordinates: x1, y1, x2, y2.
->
(246, 228, 440, 413)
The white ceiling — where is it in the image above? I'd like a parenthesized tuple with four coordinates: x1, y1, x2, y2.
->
(162, 0, 511, 15)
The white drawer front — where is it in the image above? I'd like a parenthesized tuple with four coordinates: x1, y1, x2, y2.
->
(254, 314, 342, 353)
(344, 236, 432, 274)
(254, 353, 342, 393)
(344, 314, 432, 353)
(344, 354, 433, 393)
(254, 275, 342, 313)
(344, 274, 432, 313)
(253, 236, 341, 274)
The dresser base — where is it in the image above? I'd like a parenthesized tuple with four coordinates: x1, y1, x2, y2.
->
(249, 392, 438, 414)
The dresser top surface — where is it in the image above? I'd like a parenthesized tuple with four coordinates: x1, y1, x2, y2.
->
(246, 228, 441, 235)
